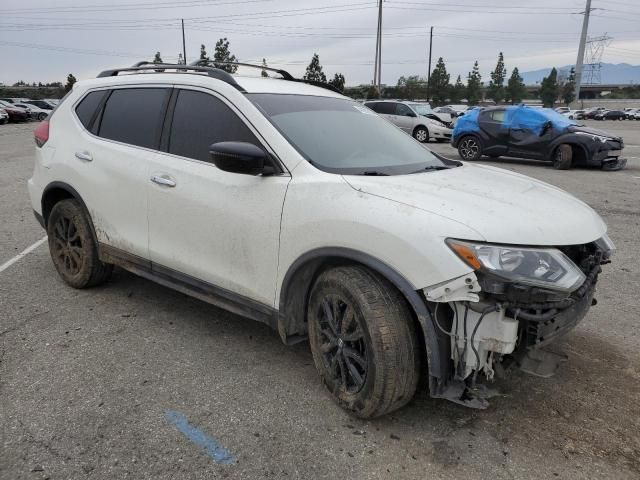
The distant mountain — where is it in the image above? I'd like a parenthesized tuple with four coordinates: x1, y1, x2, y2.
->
(520, 63, 640, 85)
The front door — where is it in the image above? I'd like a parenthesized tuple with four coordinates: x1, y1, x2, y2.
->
(147, 88, 290, 306)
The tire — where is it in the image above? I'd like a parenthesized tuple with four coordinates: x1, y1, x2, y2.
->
(307, 266, 420, 418)
(457, 136, 482, 160)
(553, 144, 573, 170)
(47, 199, 113, 288)
(37, 112, 47, 121)
(413, 126, 429, 143)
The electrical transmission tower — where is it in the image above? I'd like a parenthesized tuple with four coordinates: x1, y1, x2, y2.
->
(582, 34, 612, 85)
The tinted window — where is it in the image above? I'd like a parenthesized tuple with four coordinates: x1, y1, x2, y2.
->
(364, 102, 379, 112)
(168, 89, 259, 162)
(395, 103, 413, 116)
(376, 102, 396, 115)
(99, 88, 168, 149)
(75, 91, 107, 130)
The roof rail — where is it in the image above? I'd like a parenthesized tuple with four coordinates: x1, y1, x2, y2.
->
(96, 62, 245, 92)
(189, 59, 294, 80)
(190, 60, 342, 94)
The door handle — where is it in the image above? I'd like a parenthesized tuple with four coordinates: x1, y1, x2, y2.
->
(150, 174, 176, 187)
(75, 151, 93, 162)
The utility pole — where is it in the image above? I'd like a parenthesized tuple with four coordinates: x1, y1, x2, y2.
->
(181, 19, 187, 64)
(376, 0, 383, 92)
(574, 0, 591, 105)
(426, 26, 433, 102)
(373, 1, 380, 88)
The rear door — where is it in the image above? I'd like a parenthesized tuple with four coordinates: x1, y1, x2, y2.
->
(506, 108, 551, 159)
(146, 87, 290, 306)
(69, 86, 171, 259)
(478, 109, 509, 155)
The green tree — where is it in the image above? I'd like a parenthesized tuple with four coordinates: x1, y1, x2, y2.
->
(366, 84, 380, 99)
(153, 52, 163, 64)
(199, 44, 208, 61)
(487, 52, 507, 104)
(466, 61, 482, 105)
(64, 74, 77, 92)
(261, 58, 269, 77)
(506, 67, 526, 104)
(429, 57, 450, 106)
(397, 75, 424, 99)
(449, 75, 466, 103)
(304, 53, 327, 83)
(540, 67, 559, 107)
(213, 37, 238, 73)
(328, 73, 346, 92)
(561, 67, 576, 105)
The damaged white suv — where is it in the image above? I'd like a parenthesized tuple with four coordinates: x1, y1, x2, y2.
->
(29, 62, 614, 418)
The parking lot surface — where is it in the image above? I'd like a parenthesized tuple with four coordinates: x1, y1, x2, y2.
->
(1, 120, 639, 479)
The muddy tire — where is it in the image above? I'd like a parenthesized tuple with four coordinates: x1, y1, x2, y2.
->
(553, 144, 573, 170)
(307, 266, 420, 418)
(457, 136, 482, 160)
(47, 199, 112, 288)
(413, 126, 429, 143)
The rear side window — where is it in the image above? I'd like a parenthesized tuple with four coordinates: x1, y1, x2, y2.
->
(99, 88, 169, 149)
(75, 91, 107, 130)
(376, 103, 396, 115)
(489, 110, 506, 122)
(168, 89, 259, 162)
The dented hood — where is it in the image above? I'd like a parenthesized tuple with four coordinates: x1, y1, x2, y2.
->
(343, 163, 606, 246)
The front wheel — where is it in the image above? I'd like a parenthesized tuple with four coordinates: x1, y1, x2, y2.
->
(553, 144, 573, 170)
(37, 112, 48, 121)
(47, 199, 113, 288)
(457, 136, 482, 160)
(308, 266, 420, 418)
(413, 126, 429, 143)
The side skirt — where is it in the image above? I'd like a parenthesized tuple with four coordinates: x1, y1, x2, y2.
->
(98, 244, 279, 330)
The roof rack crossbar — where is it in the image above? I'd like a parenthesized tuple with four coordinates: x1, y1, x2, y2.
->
(189, 59, 295, 80)
(96, 62, 245, 92)
(189, 60, 341, 94)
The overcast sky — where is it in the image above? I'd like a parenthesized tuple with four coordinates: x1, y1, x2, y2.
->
(1, 0, 639, 86)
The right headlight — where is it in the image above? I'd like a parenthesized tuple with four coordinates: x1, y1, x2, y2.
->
(446, 239, 586, 293)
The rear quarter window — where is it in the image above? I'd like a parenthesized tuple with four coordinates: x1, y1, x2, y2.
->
(75, 90, 107, 130)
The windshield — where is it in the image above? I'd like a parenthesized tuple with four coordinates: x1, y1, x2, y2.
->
(408, 103, 434, 116)
(248, 94, 445, 175)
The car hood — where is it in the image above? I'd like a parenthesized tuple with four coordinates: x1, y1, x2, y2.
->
(568, 125, 621, 140)
(343, 163, 606, 246)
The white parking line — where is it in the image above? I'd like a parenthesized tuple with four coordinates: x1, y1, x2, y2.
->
(0, 236, 48, 274)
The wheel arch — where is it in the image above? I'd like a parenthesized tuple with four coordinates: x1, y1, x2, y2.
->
(41, 181, 99, 244)
(277, 247, 446, 386)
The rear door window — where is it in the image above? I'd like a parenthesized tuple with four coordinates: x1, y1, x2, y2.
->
(98, 88, 169, 149)
(167, 89, 259, 162)
(75, 91, 107, 130)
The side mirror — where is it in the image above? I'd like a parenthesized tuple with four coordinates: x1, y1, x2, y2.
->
(209, 141, 268, 176)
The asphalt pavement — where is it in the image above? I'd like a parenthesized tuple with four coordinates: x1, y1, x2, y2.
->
(1, 120, 639, 480)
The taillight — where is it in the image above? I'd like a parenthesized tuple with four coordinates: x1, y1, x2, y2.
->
(34, 120, 49, 147)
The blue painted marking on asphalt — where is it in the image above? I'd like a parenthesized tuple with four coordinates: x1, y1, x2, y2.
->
(165, 410, 237, 465)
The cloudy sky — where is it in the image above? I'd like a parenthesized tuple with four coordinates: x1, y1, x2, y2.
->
(1, 0, 639, 86)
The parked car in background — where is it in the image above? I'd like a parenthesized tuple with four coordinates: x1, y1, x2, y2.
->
(555, 106, 570, 114)
(434, 106, 460, 118)
(364, 100, 453, 142)
(583, 107, 606, 119)
(452, 106, 626, 170)
(0, 108, 8, 124)
(43, 99, 60, 107)
(14, 102, 49, 121)
(445, 104, 468, 116)
(0, 100, 30, 122)
(562, 110, 584, 120)
(624, 108, 639, 120)
(602, 110, 626, 120)
(25, 100, 54, 111)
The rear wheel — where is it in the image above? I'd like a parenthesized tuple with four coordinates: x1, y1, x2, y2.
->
(457, 136, 482, 160)
(37, 112, 47, 121)
(308, 266, 420, 418)
(553, 144, 573, 170)
(413, 126, 429, 143)
(47, 199, 112, 288)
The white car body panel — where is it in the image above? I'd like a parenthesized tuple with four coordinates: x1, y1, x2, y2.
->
(28, 72, 607, 314)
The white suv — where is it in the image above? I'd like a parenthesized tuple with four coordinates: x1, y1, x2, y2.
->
(29, 62, 614, 417)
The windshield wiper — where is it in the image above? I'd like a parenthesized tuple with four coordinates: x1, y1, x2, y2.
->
(362, 170, 390, 176)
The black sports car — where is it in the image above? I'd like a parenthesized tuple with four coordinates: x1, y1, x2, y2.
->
(451, 106, 626, 171)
